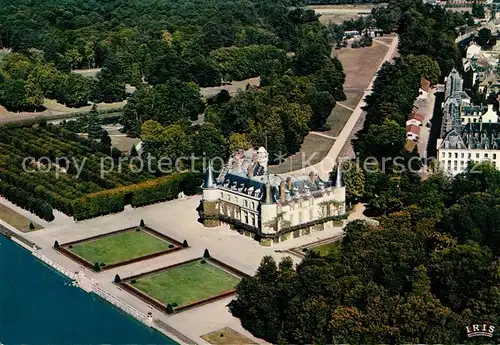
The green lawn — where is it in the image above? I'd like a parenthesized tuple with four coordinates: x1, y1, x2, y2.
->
(311, 240, 341, 257)
(132, 260, 240, 307)
(68, 229, 173, 265)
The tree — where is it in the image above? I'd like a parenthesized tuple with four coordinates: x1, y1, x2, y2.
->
(92, 67, 126, 103)
(100, 130, 112, 154)
(166, 304, 174, 314)
(114, 274, 121, 283)
(94, 262, 101, 272)
(472, 4, 485, 19)
(403, 54, 441, 85)
(86, 104, 102, 140)
(29, 222, 35, 230)
(53, 240, 60, 248)
(140, 219, 145, 227)
(182, 240, 188, 248)
(203, 248, 210, 258)
(476, 27, 492, 47)
(229, 133, 253, 153)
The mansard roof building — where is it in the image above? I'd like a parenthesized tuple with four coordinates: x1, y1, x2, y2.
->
(200, 147, 346, 246)
(437, 69, 500, 175)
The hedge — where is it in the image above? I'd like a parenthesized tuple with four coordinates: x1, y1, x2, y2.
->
(71, 173, 193, 220)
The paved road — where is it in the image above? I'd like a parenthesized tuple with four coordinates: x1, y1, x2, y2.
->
(289, 35, 399, 180)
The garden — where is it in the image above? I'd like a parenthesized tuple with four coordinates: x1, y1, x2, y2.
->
(56, 225, 186, 270)
(119, 255, 244, 313)
(0, 123, 200, 221)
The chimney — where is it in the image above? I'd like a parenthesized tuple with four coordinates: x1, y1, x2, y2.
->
(280, 181, 285, 202)
(286, 177, 292, 191)
(309, 171, 316, 183)
(247, 164, 254, 177)
(265, 179, 272, 204)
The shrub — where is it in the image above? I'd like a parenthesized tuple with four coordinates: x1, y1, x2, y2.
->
(201, 259, 207, 264)
(131, 279, 137, 284)
(182, 240, 188, 248)
(114, 274, 121, 283)
(166, 304, 174, 314)
(69, 245, 73, 248)
(53, 240, 60, 248)
(136, 228, 141, 232)
(100, 263, 106, 267)
(140, 219, 145, 227)
(94, 262, 101, 272)
(168, 244, 175, 249)
(29, 222, 35, 230)
(203, 248, 210, 258)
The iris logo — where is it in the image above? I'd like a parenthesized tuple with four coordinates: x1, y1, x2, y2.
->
(466, 324, 495, 338)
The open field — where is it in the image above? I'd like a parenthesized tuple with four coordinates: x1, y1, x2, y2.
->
(268, 135, 335, 174)
(66, 228, 175, 266)
(128, 259, 241, 309)
(308, 4, 376, 24)
(325, 105, 353, 138)
(201, 327, 257, 345)
(270, 41, 390, 174)
(0, 203, 42, 232)
(333, 41, 390, 91)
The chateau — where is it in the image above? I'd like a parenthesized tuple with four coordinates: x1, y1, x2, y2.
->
(437, 69, 500, 175)
(200, 147, 346, 245)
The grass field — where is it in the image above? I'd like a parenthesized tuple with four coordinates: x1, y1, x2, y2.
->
(201, 327, 257, 345)
(311, 240, 341, 257)
(308, 4, 376, 24)
(68, 229, 173, 265)
(333, 41, 390, 91)
(131, 260, 240, 308)
(268, 135, 334, 174)
(0, 203, 42, 232)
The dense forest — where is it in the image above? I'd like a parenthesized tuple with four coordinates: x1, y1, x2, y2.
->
(0, 0, 345, 159)
(229, 0, 500, 343)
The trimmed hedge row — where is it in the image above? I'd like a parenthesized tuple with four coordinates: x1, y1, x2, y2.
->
(0, 180, 54, 221)
(72, 173, 202, 220)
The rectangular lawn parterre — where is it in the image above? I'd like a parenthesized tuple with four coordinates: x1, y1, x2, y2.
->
(65, 228, 177, 267)
(127, 259, 241, 309)
(311, 240, 341, 257)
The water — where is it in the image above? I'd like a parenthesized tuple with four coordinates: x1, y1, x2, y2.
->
(0, 236, 176, 344)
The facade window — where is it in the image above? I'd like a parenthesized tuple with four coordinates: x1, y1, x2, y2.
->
(309, 209, 313, 221)
(454, 166, 457, 171)
(476, 153, 480, 158)
(244, 200, 248, 207)
(461, 153, 464, 158)
(448, 152, 452, 158)
(494, 154, 497, 159)
(228, 195, 231, 202)
(251, 202, 255, 209)
(455, 153, 458, 158)
(468, 153, 471, 158)
(299, 211, 303, 224)
(442, 152, 445, 158)
(244, 211, 248, 224)
(234, 197, 238, 204)
(485, 153, 488, 158)
(251, 214, 256, 227)
(220, 192, 224, 199)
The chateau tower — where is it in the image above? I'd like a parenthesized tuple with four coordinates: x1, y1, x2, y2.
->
(260, 175, 277, 235)
(202, 164, 220, 227)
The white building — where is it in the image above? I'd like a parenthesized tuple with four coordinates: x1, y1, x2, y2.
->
(437, 70, 500, 175)
(200, 147, 346, 245)
(437, 124, 500, 174)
